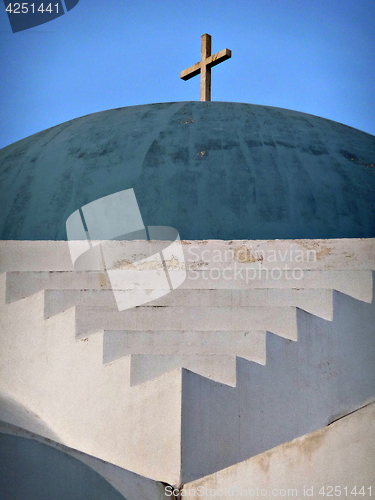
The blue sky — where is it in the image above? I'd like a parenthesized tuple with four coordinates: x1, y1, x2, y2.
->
(0, 0, 374, 149)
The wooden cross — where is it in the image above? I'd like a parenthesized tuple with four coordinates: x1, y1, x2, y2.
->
(180, 34, 231, 101)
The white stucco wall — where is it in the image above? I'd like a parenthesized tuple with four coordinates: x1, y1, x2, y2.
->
(0, 238, 374, 486)
(183, 402, 375, 499)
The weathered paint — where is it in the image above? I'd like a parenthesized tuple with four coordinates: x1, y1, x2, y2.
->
(183, 402, 375, 498)
(1, 102, 374, 240)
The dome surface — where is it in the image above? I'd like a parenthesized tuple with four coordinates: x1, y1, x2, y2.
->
(0, 434, 128, 500)
(1, 101, 374, 240)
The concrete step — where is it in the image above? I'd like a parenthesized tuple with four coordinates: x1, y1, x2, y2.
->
(104, 329, 266, 387)
(104, 330, 265, 361)
(75, 305, 298, 340)
(6, 271, 112, 303)
(129, 354, 239, 387)
(181, 269, 373, 302)
(6, 269, 373, 303)
(43, 288, 334, 321)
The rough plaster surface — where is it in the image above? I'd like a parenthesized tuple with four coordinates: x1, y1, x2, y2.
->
(180, 285, 375, 482)
(1, 102, 374, 240)
(184, 402, 375, 498)
(1, 239, 375, 273)
(0, 391, 59, 441)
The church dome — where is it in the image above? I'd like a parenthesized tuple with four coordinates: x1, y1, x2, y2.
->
(1, 101, 374, 240)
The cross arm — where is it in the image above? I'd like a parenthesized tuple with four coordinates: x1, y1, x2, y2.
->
(180, 48, 232, 81)
(206, 48, 231, 69)
(180, 61, 201, 81)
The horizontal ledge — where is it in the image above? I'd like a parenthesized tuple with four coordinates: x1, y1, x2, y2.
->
(103, 329, 265, 358)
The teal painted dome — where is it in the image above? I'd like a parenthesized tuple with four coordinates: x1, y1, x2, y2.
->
(1, 101, 374, 240)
